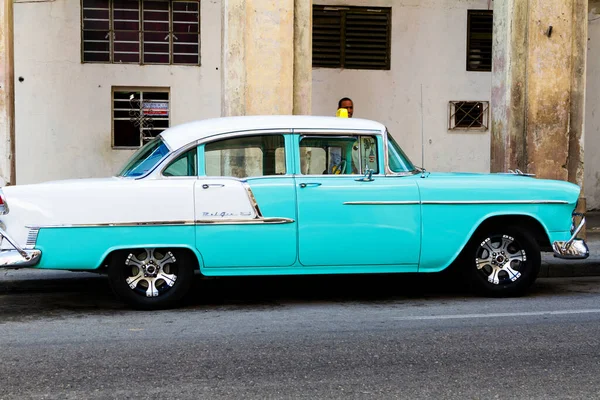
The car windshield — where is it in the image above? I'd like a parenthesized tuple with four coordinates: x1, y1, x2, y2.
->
(387, 132, 416, 173)
(118, 138, 170, 177)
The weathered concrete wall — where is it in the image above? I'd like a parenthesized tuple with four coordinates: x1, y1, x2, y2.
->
(0, 0, 15, 185)
(14, 0, 222, 184)
(492, 0, 587, 188)
(526, 0, 575, 181)
(585, 1, 600, 209)
(312, 0, 493, 173)
(222, 0, 295, 116)
(293, 0, 312, 115)
(490, 0, 528, 173)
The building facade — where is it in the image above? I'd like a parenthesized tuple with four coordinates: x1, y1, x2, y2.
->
(5, 0, 600, 208)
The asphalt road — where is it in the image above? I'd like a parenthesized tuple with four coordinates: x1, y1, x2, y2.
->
(2, 272, 600, 399)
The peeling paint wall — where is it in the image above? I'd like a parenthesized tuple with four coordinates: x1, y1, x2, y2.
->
(312, 0, 493, 173)
(585, 0, 600, 209)
(13, 0, 222, 184)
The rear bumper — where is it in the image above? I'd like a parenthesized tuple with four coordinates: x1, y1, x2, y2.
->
(552, 215, 589, 260)
(0, 226, 41, 268)
(0, 249, 41, 267)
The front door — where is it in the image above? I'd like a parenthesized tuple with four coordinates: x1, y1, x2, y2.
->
(295, 133, 421, 268)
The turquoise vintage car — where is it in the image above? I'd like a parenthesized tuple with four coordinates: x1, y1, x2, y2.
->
(0, 116, 589, 309)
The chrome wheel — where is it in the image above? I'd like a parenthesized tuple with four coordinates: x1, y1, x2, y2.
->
(475, 234, 527, 285)
(124, 248, 179, 298)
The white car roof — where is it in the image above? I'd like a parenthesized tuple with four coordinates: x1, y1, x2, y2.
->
(160, 115, 386, 150)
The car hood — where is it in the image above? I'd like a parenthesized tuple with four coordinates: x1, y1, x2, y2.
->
(418, 172, 581, 205)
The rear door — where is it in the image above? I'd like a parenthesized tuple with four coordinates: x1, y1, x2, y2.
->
(194, 132, 298, 268)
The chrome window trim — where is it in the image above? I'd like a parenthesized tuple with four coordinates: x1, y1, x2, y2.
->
(383, 129, 419, 176)
(197, 129, 294, 146)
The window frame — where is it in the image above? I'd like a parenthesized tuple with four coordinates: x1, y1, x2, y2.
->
(448, 101, 490, 131)
(298, 133, 381, 176)
(112, 86, 171, 149)
(312, 5, 392, 70)
(466, 9, 493, 72)
(202, 133, 288, 179)
(81, 0, 201, 66)
(162, 146, 199, 177)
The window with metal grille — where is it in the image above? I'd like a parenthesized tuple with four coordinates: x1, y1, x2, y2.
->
(113, 88, 170, 148)
(448, 101, 489, 130)
(467, 10, 493, 71)
(313, 5, 391, 70)
(82, 0, 200, 65)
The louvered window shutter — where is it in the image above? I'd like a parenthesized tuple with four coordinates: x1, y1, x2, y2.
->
(312, 6, 391, 70)
(467, 10, 493, 71)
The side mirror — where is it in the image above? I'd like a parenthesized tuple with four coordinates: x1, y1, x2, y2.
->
(355, 168, 374, 182)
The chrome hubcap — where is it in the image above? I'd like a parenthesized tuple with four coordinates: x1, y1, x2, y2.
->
(475, 235, 526, 285)
(124, 249, 178, 297)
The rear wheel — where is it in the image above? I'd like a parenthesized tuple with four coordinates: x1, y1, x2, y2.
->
(463, 226, 541, 297)
(108, 248, 194, 310)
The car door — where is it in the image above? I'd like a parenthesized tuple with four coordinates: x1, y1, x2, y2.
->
(294, 132, 421, 269)
(194, 132, 298, 268)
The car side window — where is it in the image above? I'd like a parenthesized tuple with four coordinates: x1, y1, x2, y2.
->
(299, 135, 379, 175)
(163, 148, 198, 177)
(204, 135, 286, 178)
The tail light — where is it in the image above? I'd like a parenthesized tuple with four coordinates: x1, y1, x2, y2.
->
(0, 190, 8, 215)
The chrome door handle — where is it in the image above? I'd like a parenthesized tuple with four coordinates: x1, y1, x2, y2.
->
(201, 184, 225, 189)
(299, 183, 322, 188)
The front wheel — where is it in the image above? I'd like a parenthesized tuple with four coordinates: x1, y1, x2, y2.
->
(463, 226, 541, 297)
(108, 248, 194, 310)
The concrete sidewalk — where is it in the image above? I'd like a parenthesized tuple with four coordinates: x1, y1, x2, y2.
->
(539, 210, 600, 278)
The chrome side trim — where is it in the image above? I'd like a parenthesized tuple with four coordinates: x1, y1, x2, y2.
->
(344, 201, 420, 205)
(344, 200, 569, 206)
(196, 217, 294, 225)
(25, 228, 40, 250)
(28, 221, 197, 228)
(421, 200, 569, 205)
(241, 181, 264, 217)
(29, 218, 294, 228)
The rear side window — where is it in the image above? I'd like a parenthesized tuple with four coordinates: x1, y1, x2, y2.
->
(204, 135, 286, 178)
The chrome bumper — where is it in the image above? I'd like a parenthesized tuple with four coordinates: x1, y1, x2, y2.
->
(552, 215, 589, 259)
(0, 226, 42, 268)
(0, 249, 42, 267)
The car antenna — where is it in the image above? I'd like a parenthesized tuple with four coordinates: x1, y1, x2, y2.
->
(420, 84, 426, 178)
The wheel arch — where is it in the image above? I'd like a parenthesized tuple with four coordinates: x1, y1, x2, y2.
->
(469, 214, 551, 251)
(434, 213, 551, 273)
(98, 245, 204, 273)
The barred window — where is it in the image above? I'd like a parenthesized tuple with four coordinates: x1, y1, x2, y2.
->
(313, 5, 391, 70)
(448, 101, 489, 130)
(82, 0, 200, 65)
(113, 88, 170, 148)
(467, 10, 493, 71)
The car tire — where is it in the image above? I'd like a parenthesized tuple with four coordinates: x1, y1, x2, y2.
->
(108, 248, 194, 310)
(462, 226, 541, 297)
